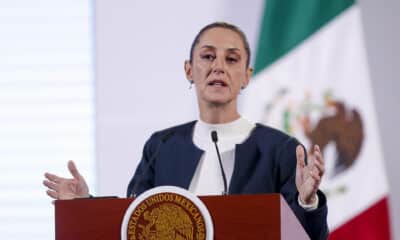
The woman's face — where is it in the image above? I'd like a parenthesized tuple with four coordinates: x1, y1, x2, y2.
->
(185, 27, 252, 107)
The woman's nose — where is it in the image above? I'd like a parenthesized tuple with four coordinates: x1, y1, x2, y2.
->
(212, 57, 225, 74)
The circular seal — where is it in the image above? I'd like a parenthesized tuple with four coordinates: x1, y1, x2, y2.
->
(121, 186, 213, 240)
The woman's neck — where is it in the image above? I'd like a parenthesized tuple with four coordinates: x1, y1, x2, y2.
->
(198, 101, 240, 124)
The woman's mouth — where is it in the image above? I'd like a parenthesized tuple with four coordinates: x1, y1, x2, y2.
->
(208, 80, 227, 87)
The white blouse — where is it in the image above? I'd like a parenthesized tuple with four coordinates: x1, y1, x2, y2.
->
(189, 117, 255, 195)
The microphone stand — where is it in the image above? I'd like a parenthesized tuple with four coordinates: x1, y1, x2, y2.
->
(211, 130, 228, 195)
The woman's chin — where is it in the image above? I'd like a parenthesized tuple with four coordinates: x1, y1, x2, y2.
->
(204, 97, 232, 106)
(199, 91, 236, 106)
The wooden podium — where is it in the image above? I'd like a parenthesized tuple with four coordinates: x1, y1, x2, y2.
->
(55, 194, 310, 239)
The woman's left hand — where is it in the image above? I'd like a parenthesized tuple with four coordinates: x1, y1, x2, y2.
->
(295, 144, 325, 205)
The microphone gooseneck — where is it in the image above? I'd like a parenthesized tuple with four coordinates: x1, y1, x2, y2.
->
(129, 131, 175, 197)
(211, 130, 228, 195)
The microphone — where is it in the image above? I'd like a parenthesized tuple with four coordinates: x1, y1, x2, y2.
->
(211, 130, 228, 195)
(129, 131, 175, 197)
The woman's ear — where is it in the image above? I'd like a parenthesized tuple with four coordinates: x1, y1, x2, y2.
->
(242, 67, 253, 89)
(184, 60, 192, 82)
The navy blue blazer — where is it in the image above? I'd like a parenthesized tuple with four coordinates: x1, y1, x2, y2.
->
(127, 121, 328, 240)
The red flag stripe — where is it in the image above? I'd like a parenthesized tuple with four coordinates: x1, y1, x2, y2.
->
(329, 197, 392, 240)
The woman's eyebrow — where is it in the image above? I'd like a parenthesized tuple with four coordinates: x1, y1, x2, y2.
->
(226, 48, 241, 53)
(200, 45, 216, 50)
(200, 45, 241, 53)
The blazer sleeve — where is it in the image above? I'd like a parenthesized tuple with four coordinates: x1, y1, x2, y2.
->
(277, 137, 329, 240)
(126, 132, 159, 197)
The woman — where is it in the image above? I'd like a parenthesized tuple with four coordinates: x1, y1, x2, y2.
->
(44, 22, 328, 239)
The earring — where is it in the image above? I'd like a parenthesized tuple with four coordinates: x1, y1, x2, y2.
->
(189, 81, 194, 89)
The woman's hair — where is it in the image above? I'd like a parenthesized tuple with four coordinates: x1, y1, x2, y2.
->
(189, 22, 251, 68)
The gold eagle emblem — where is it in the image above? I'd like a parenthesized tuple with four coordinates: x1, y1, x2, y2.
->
(138, 203, 194, 240)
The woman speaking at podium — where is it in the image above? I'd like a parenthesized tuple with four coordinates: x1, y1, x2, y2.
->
(43, 22, 328, 239)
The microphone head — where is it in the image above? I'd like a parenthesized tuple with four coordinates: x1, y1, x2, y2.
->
(211, 130, 218, 143)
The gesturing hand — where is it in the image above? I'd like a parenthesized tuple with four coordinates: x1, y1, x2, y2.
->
(295, 145, 325, 205)
(43, 160, 89, 200)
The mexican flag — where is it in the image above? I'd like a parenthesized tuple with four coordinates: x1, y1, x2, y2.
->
(241, 0, 392, 239)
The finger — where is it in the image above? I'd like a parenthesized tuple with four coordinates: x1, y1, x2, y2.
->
(313, 159, 325, 177)
(296, 145, 306, 168)
(309, 168, 322, 182)
(68, 160, 81, 180)
(314, 144, 320, 152)
(312, 145, 325, 175)
(44, 172, 61, 183)
(313, 146, 324, 165)
(43, 180, 59, 191)
(46, 190, 58, 199)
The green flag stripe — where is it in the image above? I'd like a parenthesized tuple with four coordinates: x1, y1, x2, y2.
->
(254, 0, 355, 74)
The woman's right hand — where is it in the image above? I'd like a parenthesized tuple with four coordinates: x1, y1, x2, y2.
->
(43, 160, 90, 200)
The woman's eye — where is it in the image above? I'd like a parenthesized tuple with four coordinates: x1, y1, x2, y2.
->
(201, 54, 215, 61)
(226, 57, 238, 63)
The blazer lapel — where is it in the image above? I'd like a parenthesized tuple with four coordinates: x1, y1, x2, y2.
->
(167, 121, 203, 189)
(229, 126, 260, 194)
